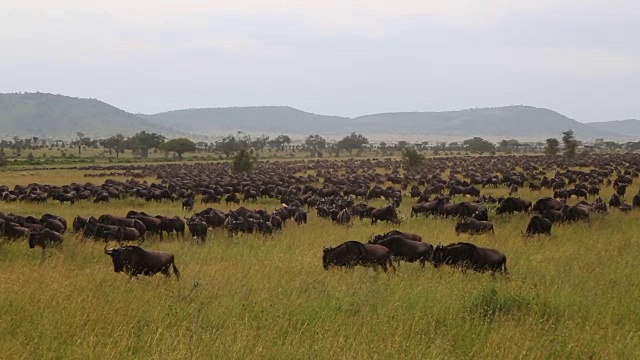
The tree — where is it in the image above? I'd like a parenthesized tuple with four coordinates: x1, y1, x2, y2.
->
(562, 129, 578, 160)
(462, 137, 495, 154)
(102, 133, 126, 158)
(232, 149, 257, 173)
(304, 134, 326, 156)
(337, 132, 369, 155)
(268, 134, 291, 151)
(251, 135, 270, 152)
(76, 132, 86, 155)
(127, 131, 165, 158)
(0, 149, 7, 167)
(161, 138, 197, 160)
(396, 141, 409, 150)
(216, 134, 248, 158)
(402, 148, 425, 168)
(545, 138, 560, 156)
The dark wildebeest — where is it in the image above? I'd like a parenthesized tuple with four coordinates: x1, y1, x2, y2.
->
(322, 241, 394, 272)
(182, 197, 195, 212)
(532, 197, 564, 213)
(370, 204, 400, 224)
(496, 197, 531, 215)
(29, 229, 64, 249)
(322, 241, 366, 269)
(186, 218, 208, 242)
(370, 235, 433, 267)
(455, 218, 494, 235)
(225, 193, 240, 205)
(104, 245, 180, 279)
(103, 226, 142, 242)
(609, 193, 622, 208)
(371, 230, 422, 243)
(431, 242, 507, 275)
(524, 215, 552, 236)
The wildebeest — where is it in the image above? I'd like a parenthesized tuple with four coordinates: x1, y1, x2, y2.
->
(371, 230, 422, 243)
(455, 218, 494, 235)
(496, 197, 531, 215)
(370, 204, 400, 225)
(322, 240, 394, 272)
(104, 245, 180, 279)
(182, 197, 195, 212)
(431, 242, 507, 274)
(370, 235, 433, 267)
(186, 217, 208, 242)
(29, 229, 64, 249)
(524, 215, 552, 236)
(322, 241, 366, 269)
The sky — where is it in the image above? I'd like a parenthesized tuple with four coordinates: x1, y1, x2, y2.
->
(1, 0, 639, 122)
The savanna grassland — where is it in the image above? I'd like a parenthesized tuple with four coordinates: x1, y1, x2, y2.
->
(1, 165, 640, 360)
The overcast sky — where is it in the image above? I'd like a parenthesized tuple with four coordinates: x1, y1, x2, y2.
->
(1, 1, 638, 122)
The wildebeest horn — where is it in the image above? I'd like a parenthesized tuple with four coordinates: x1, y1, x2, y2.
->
(103, 244, 113, 255)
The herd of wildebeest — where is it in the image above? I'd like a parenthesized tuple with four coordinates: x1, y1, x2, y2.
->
(2, 153, 640, 278)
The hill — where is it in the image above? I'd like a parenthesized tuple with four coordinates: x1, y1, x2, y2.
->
(585, 119, 640, 138)
(0, 93, 633, 141)
(0, 93, 171, 139)
(350, 106, 619, 140)
(144, 105, 622, 140)
(140, 106, 349, 135)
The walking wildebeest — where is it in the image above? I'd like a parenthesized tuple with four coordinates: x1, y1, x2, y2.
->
(431, 242, 507, 275)
(103, 245, 180, 279)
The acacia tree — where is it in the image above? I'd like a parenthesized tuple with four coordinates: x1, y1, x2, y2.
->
(562, 129, 578, 160)
(462, 137, 495, 154)
(162, 138, 197, 160)
(402, 148, 425, 168)
(102, 133, 126, 158)
(545, 138, 560, 156)
(268, 134, 291, 151)
(304, 134, 326, 156)
(127, 131, 165, 158)
(337, 132, 369, 155)
(75, 132, 93, 155)
(232, 148, 257, 173)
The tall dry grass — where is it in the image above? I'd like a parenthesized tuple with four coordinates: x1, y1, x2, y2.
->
(0, 170, 639, 359)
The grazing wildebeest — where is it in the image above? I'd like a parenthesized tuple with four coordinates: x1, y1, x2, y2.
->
(370, 204, 399, 224)
(225, 193, 240, 205)
(29, 229, 64, 249)
(322, 240, 368, 269)
(322, 241, 394, 272)
(431, 242, 507, 274)
(524, 215, 552, 236)
(104, 245, 180, 279)
(370, 235, 433, 267)
(455, 218, 494, 235)
(371, 230, 422, 243)
(103, 226, 142, 242)
(496, 197, 531, 215)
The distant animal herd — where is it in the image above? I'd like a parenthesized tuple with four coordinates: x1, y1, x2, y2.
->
(2, 153, 639, 278)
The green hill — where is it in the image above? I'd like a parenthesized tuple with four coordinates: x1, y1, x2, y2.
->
(0, 93, 169, 139)
(140, 106, 349, 135)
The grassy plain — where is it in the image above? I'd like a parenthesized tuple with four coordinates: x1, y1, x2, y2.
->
(0, 167, 639, 359)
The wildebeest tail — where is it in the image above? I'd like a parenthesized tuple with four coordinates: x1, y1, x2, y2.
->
(502, 258, 508, 275)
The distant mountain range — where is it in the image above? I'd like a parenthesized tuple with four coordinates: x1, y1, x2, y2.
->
(0, 92, 638, 141)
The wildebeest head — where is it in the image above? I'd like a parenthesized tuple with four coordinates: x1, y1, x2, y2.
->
(430, 243, 446, 268)
(104, 245, 126, 273)
(29, 232, 43, 249)
(322, 246, 332, 270)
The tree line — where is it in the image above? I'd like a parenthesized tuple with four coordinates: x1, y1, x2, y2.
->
(0, 128, 637, 168)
